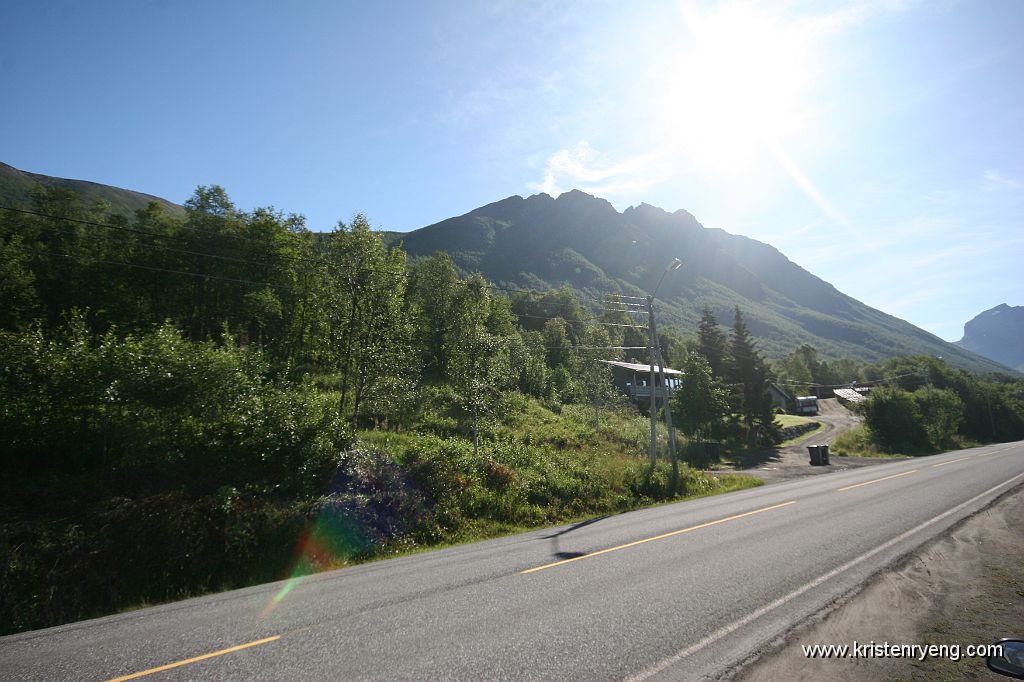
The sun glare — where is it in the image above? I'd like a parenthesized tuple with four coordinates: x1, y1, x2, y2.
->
(654, 3, 814, 173)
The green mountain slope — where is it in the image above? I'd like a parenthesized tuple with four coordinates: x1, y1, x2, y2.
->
(2, 163, 1007, 374)
(0, 162, 186, 219)
(395, 190, 1011, 374)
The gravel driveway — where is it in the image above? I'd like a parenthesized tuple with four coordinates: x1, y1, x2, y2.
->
(724, 398, 900, 485)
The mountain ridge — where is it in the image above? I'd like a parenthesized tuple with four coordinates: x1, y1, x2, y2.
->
(2, 162, 1011, 374)
(395, 189, 1012, 374)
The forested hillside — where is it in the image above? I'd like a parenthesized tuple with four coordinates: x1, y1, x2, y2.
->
(0, 162, 186, 220)
(3, 162, 1008, 373)
(395, 191, 1009, 373)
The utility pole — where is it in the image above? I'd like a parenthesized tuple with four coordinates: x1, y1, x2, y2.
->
(647, 299, 677, 456)
(656, 344, 679, 485)
(645, 257, 683, 471)
(987, 389, 996, 441)
(647, 295, 658, 468)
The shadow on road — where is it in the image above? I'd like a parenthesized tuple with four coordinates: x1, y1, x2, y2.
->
(542, 515, 609, 560)
(541, 515, 609, 539)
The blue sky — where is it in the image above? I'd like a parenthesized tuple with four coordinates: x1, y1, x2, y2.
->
(2, 0, 1021, 342)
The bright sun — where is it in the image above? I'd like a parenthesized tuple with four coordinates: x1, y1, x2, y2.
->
(653, 3, 815, 174)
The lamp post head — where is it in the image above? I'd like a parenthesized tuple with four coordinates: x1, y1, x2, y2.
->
(652, 257, 683, 299)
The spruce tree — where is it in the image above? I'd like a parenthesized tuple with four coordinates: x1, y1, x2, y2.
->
(729, 307, 773, 443)
(672, 351, 729, 439)
(697, 306, 729, 378)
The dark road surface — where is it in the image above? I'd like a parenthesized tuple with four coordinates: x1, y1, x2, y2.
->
(2, 441, 1022, 681)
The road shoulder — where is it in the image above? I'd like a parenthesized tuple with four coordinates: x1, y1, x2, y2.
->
(735, 483, 1024, 681)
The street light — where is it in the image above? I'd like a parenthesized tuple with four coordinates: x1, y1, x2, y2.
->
(652, 258, 683, 299)
(647, 258, 683, 475)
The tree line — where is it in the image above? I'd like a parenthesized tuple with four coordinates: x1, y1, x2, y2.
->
(0, 186, 632, 428)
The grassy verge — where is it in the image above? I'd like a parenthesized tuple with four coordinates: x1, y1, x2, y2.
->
(830, 425, 915, 458)
(775, 414, 816, 429)
(359, 469, 763, 564)
(355, 397, 764, 549)
(2, 394, 762, 636)
(778, 421, 826, 447)
(830, 424, 993, 459)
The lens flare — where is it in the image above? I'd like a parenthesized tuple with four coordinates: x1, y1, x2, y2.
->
(258, 500, 371, 621)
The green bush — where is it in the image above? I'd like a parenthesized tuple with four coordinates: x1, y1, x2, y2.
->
(912, 387, 964, 449)
(0, 318, 352, 501)
(0, 491, 313, 635)
(0, 445, 435, 636)
(858, 385, 965, 453)
(858, 387, 931, 453)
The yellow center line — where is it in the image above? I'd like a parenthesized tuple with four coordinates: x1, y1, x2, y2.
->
(104, 636, 281, 682)
(521, 501, 797, 574)
(933, 457, 970, 468)
(837, 469, 918, 492)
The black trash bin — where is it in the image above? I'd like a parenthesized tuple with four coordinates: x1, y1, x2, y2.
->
(703, 441, 721, 463)
(820, 443, 830, 465)
(686, 442, 707, 467)
(807, 445, 822, 465)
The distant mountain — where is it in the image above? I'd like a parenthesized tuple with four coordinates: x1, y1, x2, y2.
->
(394, 190, 1012, 374)
(955, 304, 1024, 372)
(0, 162, 186, 219)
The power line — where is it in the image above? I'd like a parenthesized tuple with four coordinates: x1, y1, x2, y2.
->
(5, 207, 675, 339)
(602, 297, 647, 305)
(768, 371, 922, 389)
(1, 205, 169, 232)
(483, 282, 650, 303)
(18, 220, 285, 269)
(512, 312, 647, 329)
(5, 207, 660, 319)
(569, 345, 648, 350)
(2, 203, 338, 255)
(600, 306, 648, 314)
(14, 244, 287, 289)
(1, 204, 280, 252)
(482, 284, 553, 296)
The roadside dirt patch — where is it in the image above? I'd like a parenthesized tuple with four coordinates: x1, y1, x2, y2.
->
(736, 484, 1024, 681)
(724, 399, 894, 485)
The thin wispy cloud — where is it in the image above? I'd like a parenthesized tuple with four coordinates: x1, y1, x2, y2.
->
(527, 141, 665, 198)
(982, 169, 1022, 191)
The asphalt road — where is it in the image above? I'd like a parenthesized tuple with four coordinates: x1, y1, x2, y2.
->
(3, 441, 1023, 681)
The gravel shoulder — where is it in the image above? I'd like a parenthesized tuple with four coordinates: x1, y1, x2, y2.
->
(736, 482, 1024, 681)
